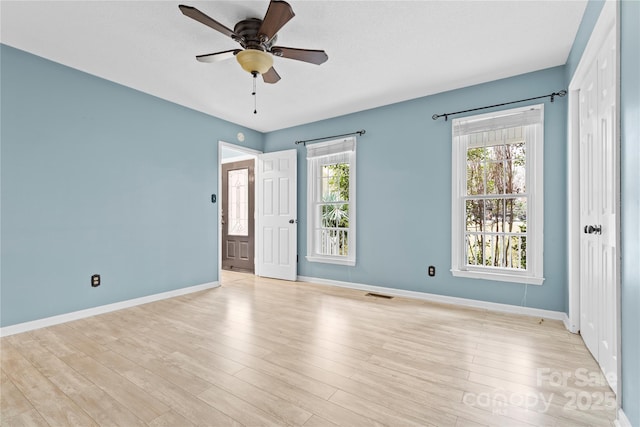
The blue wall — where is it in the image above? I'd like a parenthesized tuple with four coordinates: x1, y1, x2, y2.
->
(265, 66, 568, 312)
(0, 44, 262, 327)
(620, 0, 640, 424)
(565, 0, 605, 82)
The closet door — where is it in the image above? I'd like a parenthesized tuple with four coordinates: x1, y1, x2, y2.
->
(579, 25, 618, 391)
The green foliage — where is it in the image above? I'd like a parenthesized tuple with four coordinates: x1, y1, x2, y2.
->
(324, 163, 350, 201)
(519, 223, 527, 269)
(465, 134, 527, 269)
(320, 163, 350, 255)
(322, 163, 350, 227)
(321, 194, 349, 229)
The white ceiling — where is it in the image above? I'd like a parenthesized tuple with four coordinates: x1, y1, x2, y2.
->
(1, 0, 587, 133)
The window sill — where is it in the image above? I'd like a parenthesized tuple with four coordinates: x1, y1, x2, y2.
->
(451, 269, 544, 285)
(306, 255, 355, 266)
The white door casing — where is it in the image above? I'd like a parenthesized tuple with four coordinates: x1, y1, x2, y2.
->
(256, 149, 297, 281)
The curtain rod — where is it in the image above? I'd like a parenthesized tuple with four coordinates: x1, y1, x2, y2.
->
(432, 90, 567, 121)
(295, 130, 366, 146)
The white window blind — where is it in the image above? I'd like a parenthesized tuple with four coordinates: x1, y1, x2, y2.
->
(306, 138, 356, 159)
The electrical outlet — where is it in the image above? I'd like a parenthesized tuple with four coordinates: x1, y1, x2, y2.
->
(428, 266, 436, 277)
(91, 274, 101, 287)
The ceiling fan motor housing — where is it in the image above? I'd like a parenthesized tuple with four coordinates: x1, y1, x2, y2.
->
(233, 18, 277, 51)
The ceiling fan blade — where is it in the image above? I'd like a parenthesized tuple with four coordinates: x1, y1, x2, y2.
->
(196, 49, 241, 63)
(270, 47, 328, 65)
(179, 5, 238, 40)
(262, 67, 281, 84)
(258, 0, 295, 42)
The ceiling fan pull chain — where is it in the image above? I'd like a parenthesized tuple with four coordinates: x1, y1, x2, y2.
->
(252, 72, 258, 114)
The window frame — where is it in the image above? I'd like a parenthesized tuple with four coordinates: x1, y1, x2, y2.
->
(451, 104, 544, 285)
(306, 137, 356, 266)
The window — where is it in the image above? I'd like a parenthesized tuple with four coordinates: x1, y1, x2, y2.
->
(306, 137, 356, 266)
(451, 104, 544, 285)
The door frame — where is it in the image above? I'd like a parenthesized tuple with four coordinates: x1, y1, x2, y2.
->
(567, 0, 620, 398)
(218, 141, 262, 281)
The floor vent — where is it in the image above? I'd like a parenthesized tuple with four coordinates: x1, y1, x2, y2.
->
(365, 292, 393, 299)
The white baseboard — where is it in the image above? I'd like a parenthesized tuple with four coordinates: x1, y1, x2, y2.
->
(615, 408, 633, 427)
(562, 313, 580, 333)
(0, 281, 220, 337)
(297, 275, 567, 322)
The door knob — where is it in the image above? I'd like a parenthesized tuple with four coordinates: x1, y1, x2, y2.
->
(585, 225, 602, 234)
(289, 219, 297, 224)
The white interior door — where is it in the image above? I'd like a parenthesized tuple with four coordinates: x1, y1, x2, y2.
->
(578, 26, 618, 391)
(256, 149, 297, 281)
(579, 63, 599, 358)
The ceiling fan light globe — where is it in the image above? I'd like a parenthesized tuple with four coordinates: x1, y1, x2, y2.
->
(236, 49, 273, 75)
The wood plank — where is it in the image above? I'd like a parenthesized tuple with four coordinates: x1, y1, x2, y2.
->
(328, 390, 434, 427)
(197, 384, 288, 426)
(1, 343, 98, 426)
(0, 409, 50, 427)
(1, 369, 34, 420)
(148, 411, 196, 427)
(92, 350, 241, 426)
(233, 367, 378, 426)
(60, 353, 169, 423)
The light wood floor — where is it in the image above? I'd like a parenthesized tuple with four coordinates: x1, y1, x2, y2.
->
(1, 271, 616, 426)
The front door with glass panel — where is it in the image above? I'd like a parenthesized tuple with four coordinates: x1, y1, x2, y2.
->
(222, 159, 255, 272)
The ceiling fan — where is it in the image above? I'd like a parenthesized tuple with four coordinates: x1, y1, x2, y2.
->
(179, 0, 328, 84)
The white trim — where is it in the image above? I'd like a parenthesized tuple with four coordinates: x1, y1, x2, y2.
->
(221, 153, 256, 164)
(219, 141, 262, 157)
(305, 255, 355, 266)
(0, 281, 219, 337)
(562, 312, 578, 333)
(614, 408, 632, 427)
(297, 275, 566, 321)
(451, 269, 544, 285)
